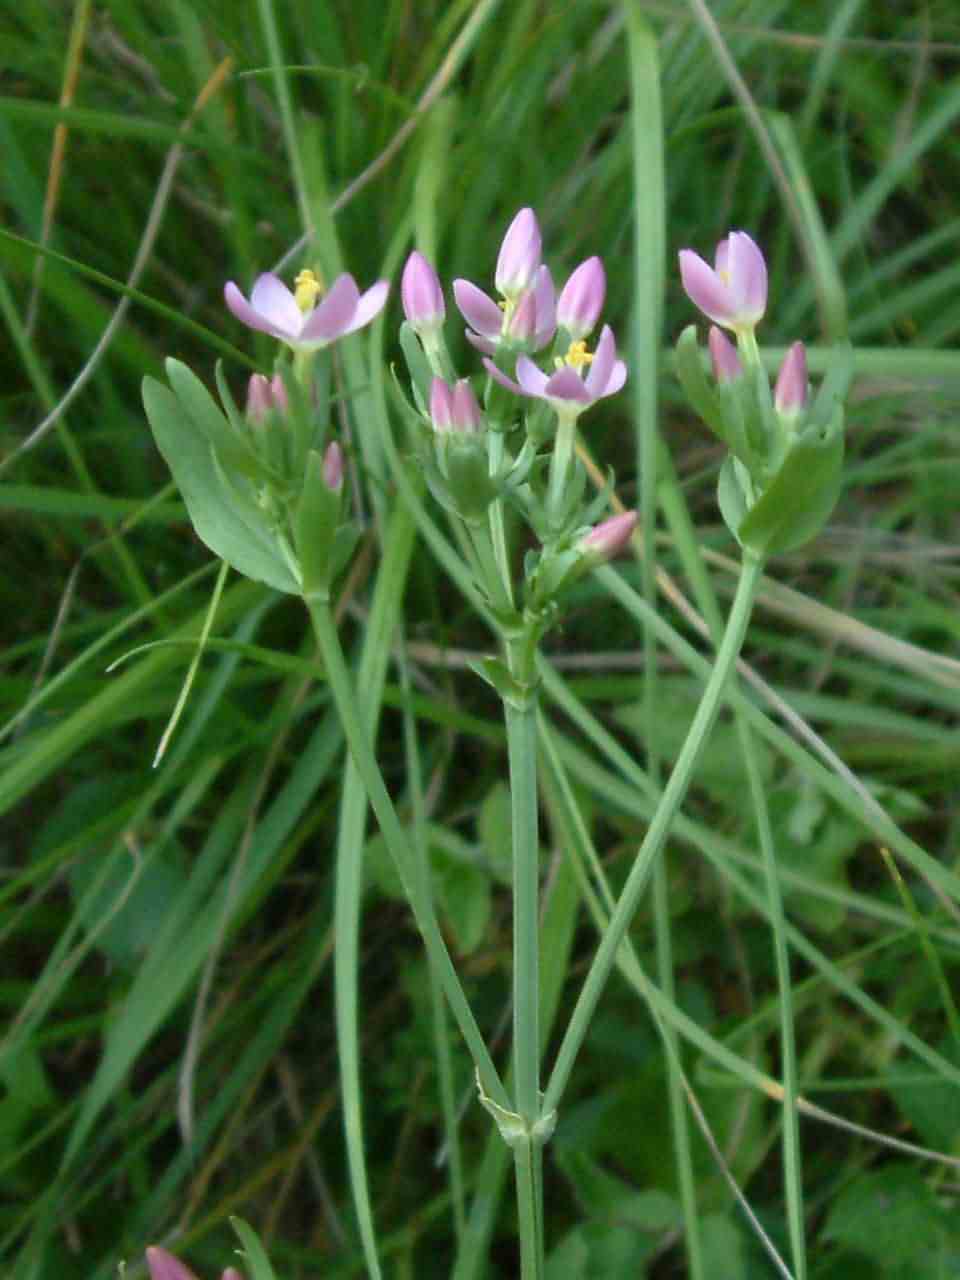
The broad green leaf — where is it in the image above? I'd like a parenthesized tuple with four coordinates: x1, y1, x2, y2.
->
(143, 376, 300, 593)
(823, 1165, 946, 1268)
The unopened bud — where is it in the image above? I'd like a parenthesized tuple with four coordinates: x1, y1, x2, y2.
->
(774, 341, 808, 417)
(580, 511, 638, 562)
(401, 251, 445, 335)
(323, 440, 344, 491)
(708, 326, 742, 384)
(557, 256, 605, 341)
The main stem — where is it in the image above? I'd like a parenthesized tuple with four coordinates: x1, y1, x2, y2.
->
(543, 552, 763, 1114)
(307, 597, 510, 1113)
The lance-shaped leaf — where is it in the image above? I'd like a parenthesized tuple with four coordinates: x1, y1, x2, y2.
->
(165, 359, 271, 484)
(294, 447, 344, 599)
(735, 411, 844, 556)
(674, 326, 730, 445)
(143, 377, 300, 593)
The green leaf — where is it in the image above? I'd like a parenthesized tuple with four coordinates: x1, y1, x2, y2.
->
(736, 411, 844, 555)
(674, 325, 727, 441)
(165, 357, 267, 482)
(230, 1217, 280, 1280)
(823, 1165, 947, 1268)
(143, 376, 300, 593)
(479, 781, 513, 886)
(434, 850, 490, 954)
(294, 448, 342, 597)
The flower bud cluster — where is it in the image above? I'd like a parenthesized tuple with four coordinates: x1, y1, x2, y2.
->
(676, 231, 847, 558)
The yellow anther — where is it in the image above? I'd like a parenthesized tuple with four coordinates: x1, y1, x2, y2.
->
(294, 268, 323, 312)
(564, 339, 594, 370)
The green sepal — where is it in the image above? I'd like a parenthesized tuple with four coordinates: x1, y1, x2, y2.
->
(399, 320, 433, 414)
(717, 455, 752, 549)
(443, 438, 498, 522)
(294, 448, 342, 598)
(734, 410, 844, 556)
(164, 358, 269, 484)
(142, 376, 300, 593)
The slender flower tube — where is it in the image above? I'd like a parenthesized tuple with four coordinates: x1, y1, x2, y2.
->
(579, 510, 638, 562)
(708, 326, 743, 384)
(224, 270, 389, 352)
(678, 231, 767, 333)
(401, 251, 445, 336)
(557, 256, 605, 341)
(146, 1246, 244, 1280)
(484, 324, 627, 415)
(774, 341, 808, 418)
(494, 207, 542, 298)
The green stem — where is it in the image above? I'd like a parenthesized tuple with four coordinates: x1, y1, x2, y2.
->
(737, 701, 806, 1279)
(307, 597, 510, 1113)
(546, 409, 577, 523)
(543, 552, 763, 1114)
(487, 431, 515, 610)
(513, 1139, 542, 1280)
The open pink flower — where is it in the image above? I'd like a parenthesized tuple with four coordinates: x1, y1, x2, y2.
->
(484, 324, 626, 414)
(678, 231, 767, 332)
(224, 271, 388, 352)
(454, 265, 556, 355)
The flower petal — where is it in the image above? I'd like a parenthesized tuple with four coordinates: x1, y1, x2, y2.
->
(558, 256, 605, 339)
(224, 281, 290, 339)
(543, 366, 592, 403)
(249, 273, 303, 336)
(465, 329, 497, 356)
(532, 266, 557, 348)
(726, 230, 767, 323)
(453, 279, 504, 339)
(585, 324, 615, 398)
(341, 280, 390, 335)
(678, 251, 735, 327)
(601, 359, 627, 398)
(515, 356, 550, 398)
(482, 358, 525, 396)
(300, 273, 360, 342)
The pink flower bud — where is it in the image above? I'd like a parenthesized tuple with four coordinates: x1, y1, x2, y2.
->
(678, 230, 767, 332)
(429, 376, 455, 432)
(245, 373, 288, 422)
(451, 379, 482, 432)
(557, 256, 605, 340)
(322, 440, 344, 490)
(401, 251, 445, 335)
(268, 373, 288, 413)
(146, 1247, 199, 1280)
(580, 511, 638, 562)
(245, 374, 272, 422)
(708, 326, 742, 384)
(495, 207, 542, 298)
(774, 341, 808, 416)
(506, 288, 537, 343)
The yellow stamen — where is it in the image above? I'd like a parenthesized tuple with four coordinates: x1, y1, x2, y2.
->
(558, 339, 594, 371)
(294, 268, 323, 313)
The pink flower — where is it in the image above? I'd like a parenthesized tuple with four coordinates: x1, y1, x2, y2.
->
(707, 326, 743, 384)
(774, 341, 808, 416)
(484, 325, 627, 414)
(495, 207, 542, 297)
(580, 510, 638, 561)
(455, 266, 556, 355)
(224, 270, 389, 352)
(678, 231, 767, 332)
(401, 251, 445, 335)
(145, 1246, 243, 1280)
(557, 257, 605, 341)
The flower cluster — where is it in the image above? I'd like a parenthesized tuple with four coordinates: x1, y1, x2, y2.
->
(676, 230, 847, 557)
(398, 207, 634, 626)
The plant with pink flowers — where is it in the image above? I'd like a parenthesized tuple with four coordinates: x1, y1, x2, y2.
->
(676, 230, 848, 557)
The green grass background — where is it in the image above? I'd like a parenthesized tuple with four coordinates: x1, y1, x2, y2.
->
(3, 1, 960, 1276)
